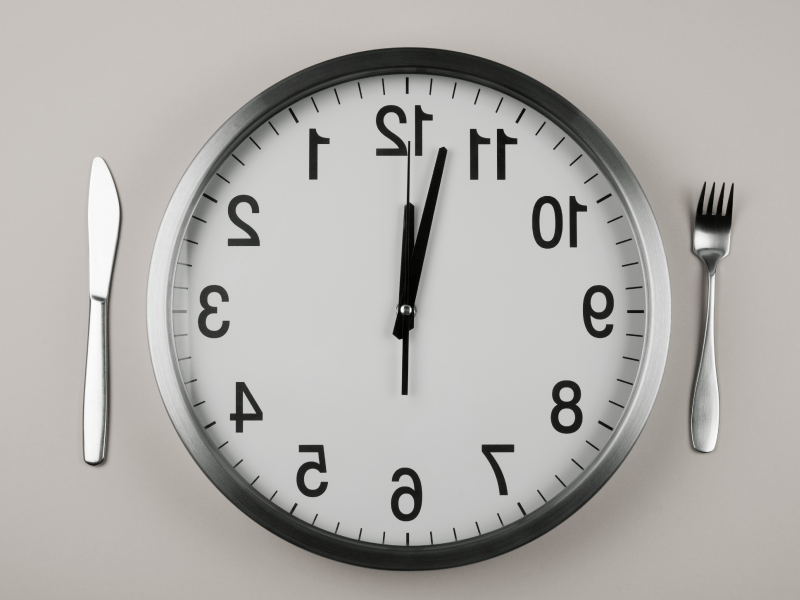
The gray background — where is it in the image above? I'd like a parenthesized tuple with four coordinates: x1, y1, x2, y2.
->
(2, 0, 798, 597)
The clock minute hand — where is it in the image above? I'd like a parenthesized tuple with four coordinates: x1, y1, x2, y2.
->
(392, 147, 448, 339)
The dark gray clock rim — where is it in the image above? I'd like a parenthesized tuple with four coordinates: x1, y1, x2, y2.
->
(146, 47, 671, 570)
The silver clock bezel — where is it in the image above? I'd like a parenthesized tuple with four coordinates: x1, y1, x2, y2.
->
(146, 48, 671, 570)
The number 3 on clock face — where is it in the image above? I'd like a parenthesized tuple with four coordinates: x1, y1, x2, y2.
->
(149, 49, 670, 570)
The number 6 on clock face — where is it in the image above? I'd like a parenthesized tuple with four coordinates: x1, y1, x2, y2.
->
(149, 48, 670, 570)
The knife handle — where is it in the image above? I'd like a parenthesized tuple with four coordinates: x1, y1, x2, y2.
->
(83, 296, 109, 465)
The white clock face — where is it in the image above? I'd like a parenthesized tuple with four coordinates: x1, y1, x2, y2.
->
(170, 73, 646, 547)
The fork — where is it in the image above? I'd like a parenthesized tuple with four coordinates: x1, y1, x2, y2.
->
(691, 182, 733, 453)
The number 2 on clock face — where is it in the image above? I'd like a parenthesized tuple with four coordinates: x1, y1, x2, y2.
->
(169, 72, 647, 548)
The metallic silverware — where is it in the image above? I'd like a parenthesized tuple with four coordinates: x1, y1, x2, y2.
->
(691, 182, 733, 453)
(83, 157, 121, 465)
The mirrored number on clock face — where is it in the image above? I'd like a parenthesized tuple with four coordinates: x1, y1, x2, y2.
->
(583, 285, 614, 338)
(481, 445, 514, 495)
(229, 382, 263, 432)
(532, 195, 587, 248)
(470, 129, 517, 179)
(551, 380, 583, 434)
(227, 195, 260, 246)
(391, 468, 422, 521)
(308, 129, 330, 180)
(376, 105, 433, 156)
(296, 445, 328, 497)
(198, 285, 229, 338)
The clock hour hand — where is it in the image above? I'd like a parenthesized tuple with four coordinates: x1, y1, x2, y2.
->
(392, 147, 447, 339)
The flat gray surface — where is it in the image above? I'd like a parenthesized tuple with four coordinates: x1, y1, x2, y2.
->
(1, 0, 798, 597)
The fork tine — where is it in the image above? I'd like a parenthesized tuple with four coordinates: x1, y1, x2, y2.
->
(696, 182, 707, 218)
(716, 183, 725, 215)
(708, 182, 716, 216)
(724, 183, 734, 222)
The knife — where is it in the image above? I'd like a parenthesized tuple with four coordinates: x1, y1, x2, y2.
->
(83, 157, 121, 465)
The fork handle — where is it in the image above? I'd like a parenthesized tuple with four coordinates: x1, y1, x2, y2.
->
(691, 270, 719, 452)
(83, 296, 109, 465)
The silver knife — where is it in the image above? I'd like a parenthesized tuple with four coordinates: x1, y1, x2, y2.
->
(83, 157, 121, 465)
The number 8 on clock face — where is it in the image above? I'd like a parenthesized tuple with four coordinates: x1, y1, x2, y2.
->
(148, 49, 670, 570)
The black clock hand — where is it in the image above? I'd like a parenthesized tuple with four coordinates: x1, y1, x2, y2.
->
(399, 142, 414, 395)
(392, 147, 447, 340)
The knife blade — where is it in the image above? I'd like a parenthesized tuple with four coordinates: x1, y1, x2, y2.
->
(83, 157, 120, 465)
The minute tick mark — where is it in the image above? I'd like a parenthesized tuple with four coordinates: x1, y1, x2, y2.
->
(538, 490, 547, 503)
(288, 108, 298, 123)
(269, 122, 279, 135)
(204, 421, 216, 429)
(202, 193, 218, 203)
(586, 440, 600, 451)
(475, 522, 481, 535)
(357, 82, 362, 99)
(233, 459, 243, 469)
(535, 121, 545, 135)
(570, 154, 583, 166)
(599, 420, 614, 431)
(269, 490, 277, 501)
(584, 173, 598, 184)
(555, 475, 566, 487)
(290, 503, 297, 515)
(609, 400, 625, 408)
(553, 136, 565, 150)
(474, 89, 481, 104)
(597, 193, 612, 203)
(517, 502, 527, 515)
(184, 379, 196, 384)
(312, 514, 318, 526)
(311, 97, 318, 112)
(617, 379, 633, 386)
(216, 173, 230, 184)
(451, 82, 457, 98)
(617, 238, 632, 245)
(626, 285, 643, 290)
(572, 459, 584, 470)
(497, 513, 504, 526)
(249, 136, 261, 149)
(495, 97, 503, 112)
(623, 355, 641, 361)
(191, 216, 206, 224)
(334, 89, 340, 104)
(516, 108, 526, 123)
(607, 216, 623, 224)
(622, 262, 639, 267)
(217, 441, 228, 449)
(251, 476, 259, 485)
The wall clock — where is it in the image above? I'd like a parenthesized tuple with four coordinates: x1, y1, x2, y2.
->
(147, 48, 670, 570)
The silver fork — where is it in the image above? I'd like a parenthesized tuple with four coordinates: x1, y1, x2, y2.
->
(691, 182, 733, 453)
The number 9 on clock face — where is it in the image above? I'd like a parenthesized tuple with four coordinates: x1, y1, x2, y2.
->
(148, 49, 670, 570)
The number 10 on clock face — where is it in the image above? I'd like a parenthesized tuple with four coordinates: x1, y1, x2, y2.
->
(169, 72, 647, 548)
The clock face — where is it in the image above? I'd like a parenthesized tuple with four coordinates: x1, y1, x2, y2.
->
(149, 49, 669, 569)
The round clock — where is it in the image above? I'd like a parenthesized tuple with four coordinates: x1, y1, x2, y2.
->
(147, 48, 670, 570)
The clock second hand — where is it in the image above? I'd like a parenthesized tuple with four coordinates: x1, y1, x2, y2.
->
(399, 142, 414, 395)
